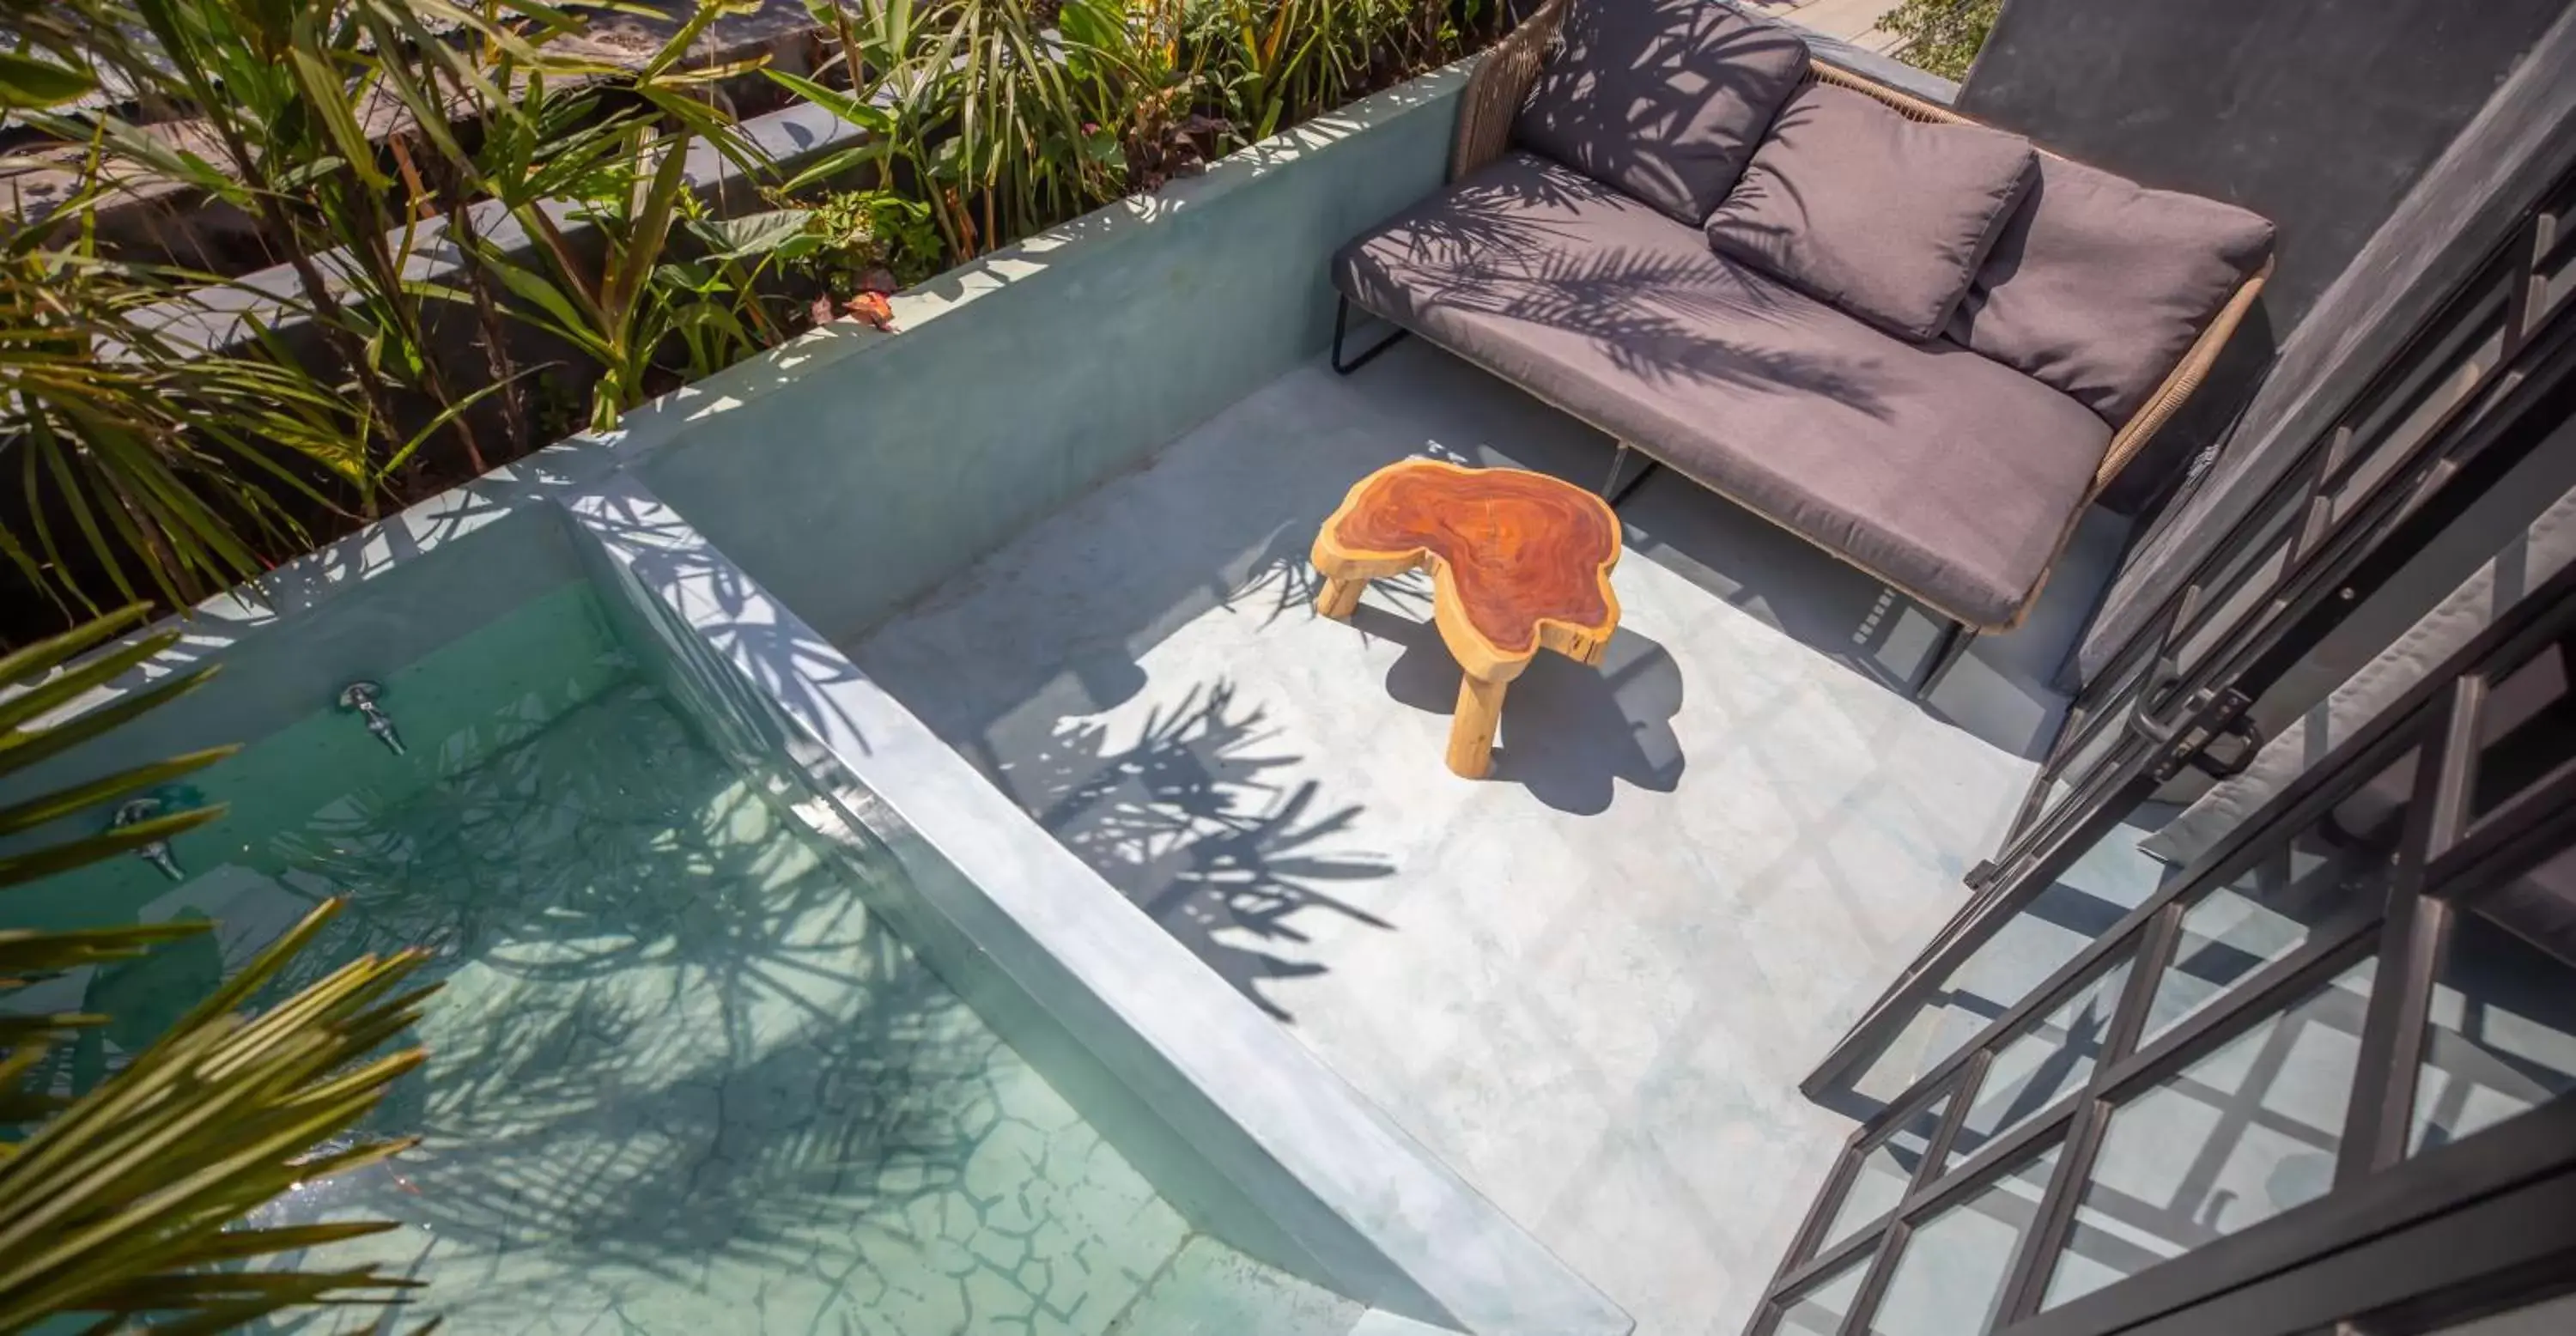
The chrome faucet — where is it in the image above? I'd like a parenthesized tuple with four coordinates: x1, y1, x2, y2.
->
(337, 681, 405, 756)
(110, 798, 185, 882)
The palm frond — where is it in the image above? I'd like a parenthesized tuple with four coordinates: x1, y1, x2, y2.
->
(0, 605, 436, 1332)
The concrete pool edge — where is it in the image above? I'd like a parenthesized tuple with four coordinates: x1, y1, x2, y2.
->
(563, 475, 1632, 1336)
(7, 55, 1473, 794)
(0, 58, 1631, 1332)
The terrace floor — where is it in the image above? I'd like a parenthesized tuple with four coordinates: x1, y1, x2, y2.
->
(848, 338, 2130, 1335)
(1753, 0, 1910, 57)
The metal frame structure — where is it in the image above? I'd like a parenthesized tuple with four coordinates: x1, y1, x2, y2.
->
(1329, 296, 1410, 375)
(1746, 556, 2576, 1336)
(1806, 161, 2576, 1101)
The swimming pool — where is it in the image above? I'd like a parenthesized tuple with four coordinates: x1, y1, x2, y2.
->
(21, 580, 1370, 1333)
(1, 479, 1626, 1335)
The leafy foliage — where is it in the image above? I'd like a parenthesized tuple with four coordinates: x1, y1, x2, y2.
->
(0, 3, 1510, 1327)
(782, 189, 944, 295)
(0, 607, 437, 1332)
(775, 0, 1492, 259)
(0, 0, 1501, 640)
(1883, 0, 2002, 82)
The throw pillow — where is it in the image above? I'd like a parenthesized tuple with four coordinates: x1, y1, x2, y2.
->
(1947, 155, 2275, 426)
(1704, 82, 2037, 341)
(1514, 0, 1811, 226)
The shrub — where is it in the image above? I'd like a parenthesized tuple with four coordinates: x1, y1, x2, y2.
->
(1883, 0, 2002, 82)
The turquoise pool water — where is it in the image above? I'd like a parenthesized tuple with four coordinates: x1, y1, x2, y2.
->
(9, 590, 1363, 1335)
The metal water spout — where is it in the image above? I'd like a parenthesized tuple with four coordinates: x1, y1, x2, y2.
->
(337, 680, 405, 756)
(110, 798, 185, 882)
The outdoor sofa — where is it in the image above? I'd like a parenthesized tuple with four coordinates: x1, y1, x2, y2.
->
(1329, 0, 2277, 691)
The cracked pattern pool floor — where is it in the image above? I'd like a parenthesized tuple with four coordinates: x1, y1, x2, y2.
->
(85, 681, 1327, 1333)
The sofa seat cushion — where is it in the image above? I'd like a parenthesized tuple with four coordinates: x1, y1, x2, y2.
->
(1947, 155, 2276, 427)
(1514, 0, 1810, 226)
(1707, 82, 2038, 341)
(1334, 152, 2112, 628)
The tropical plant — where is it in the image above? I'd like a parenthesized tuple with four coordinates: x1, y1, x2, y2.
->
(0, 606, 436, 1332)
(781, 187, 944, 297)
(1195, 0, 1479, 144)
(772, 0, 1130, 261)
(0, 0, 791, 621)
(0, 0, 1508, 641)
(1882, 0, 2002, 82)
(0, 206, 368, 621)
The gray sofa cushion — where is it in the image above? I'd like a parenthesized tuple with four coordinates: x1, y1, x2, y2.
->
(1335, 152, 2111, 628)
(1947, 155, 2276, 426)
(1514, 0, 1809, 226)
(1706, 82, 2037, 341)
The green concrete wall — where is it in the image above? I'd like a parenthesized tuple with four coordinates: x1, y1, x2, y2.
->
(0, 61, 1465, 819)
(629, 67, 1466, 646)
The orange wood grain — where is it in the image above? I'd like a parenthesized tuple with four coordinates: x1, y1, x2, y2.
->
(1312, 459, 1621, 680)
(1309, 460, 1622, 778)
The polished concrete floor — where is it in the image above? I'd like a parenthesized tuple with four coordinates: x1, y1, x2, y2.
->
(848, 339, 2129, 1335)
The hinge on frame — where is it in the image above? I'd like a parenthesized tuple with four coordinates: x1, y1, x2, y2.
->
(2145, 687, 2261, 782)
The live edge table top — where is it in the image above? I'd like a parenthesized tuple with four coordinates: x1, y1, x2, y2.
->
(1309, 459, 1623, 777)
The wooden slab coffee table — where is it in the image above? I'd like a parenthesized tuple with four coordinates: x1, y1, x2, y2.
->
(1310, 459, 1622, 778)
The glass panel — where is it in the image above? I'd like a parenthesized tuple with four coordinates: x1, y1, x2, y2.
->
(1867, 1144, 2062, 1336)
(2143, 748, 2415, 1044)
(2472, 638, 2573, 817)
(2541, 231, 2576, 327)
(1819, 1092, 1953, 1253)
(2330, 285, 2511, 525)
(1775, 1259, 1868, 1335)
(2055, 705, 2130, 799)
(2410, 850, 2576, 1153)
(2045, 958, 2379, 1309)
(2532, 181, 2576, 329)
(2030, 668, 2149, 840)
(2176, 505, 2301, 675)
(1846, 819, 2175, 1106)
(1946, 956, 2133, 1171)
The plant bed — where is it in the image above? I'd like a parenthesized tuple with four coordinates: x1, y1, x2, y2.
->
(0, 0, 1501, 651)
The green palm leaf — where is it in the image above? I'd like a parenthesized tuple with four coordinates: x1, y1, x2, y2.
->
(0, 608, 437, 1333)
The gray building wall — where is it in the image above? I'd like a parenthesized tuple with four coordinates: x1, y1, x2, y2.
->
(1959, 0, 2570, 510)
(1961, 0, 2567, 329)
(2070, 3, 2576, 684)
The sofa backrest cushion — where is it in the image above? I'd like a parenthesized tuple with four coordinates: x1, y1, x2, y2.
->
(1705, 82, 2036, 342)
(1946, 155, 2276, 427)
(1514, 0, 1809, 227)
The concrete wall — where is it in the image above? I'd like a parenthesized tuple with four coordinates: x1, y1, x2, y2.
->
(567, 477, 1629, 1333)
(1963, 0, 2568, 329)
(2074, 5, 2576, 684)
(1, 59, 1470, 813)
(629, 67, 1467, 646)
(1959, 0, 2571, 510)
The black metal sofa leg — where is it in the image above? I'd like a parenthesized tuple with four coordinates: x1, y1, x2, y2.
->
(1914, 617, 1978, 699)
(1601, 441, 1661, 507)
(1331, 296, 1409, 375)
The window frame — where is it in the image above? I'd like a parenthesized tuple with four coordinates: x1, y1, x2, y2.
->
(1749, 559, 2576, 1336)
(1806, 163, 2576, 1106)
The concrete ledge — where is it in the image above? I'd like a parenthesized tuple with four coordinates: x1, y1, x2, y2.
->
(622, 62, 1472, 644)
(562, 473, 1631, 1335)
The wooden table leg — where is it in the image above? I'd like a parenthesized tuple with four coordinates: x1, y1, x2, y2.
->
(1446, 673, 1507, 778)
(1315, 574, 1367, 620)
